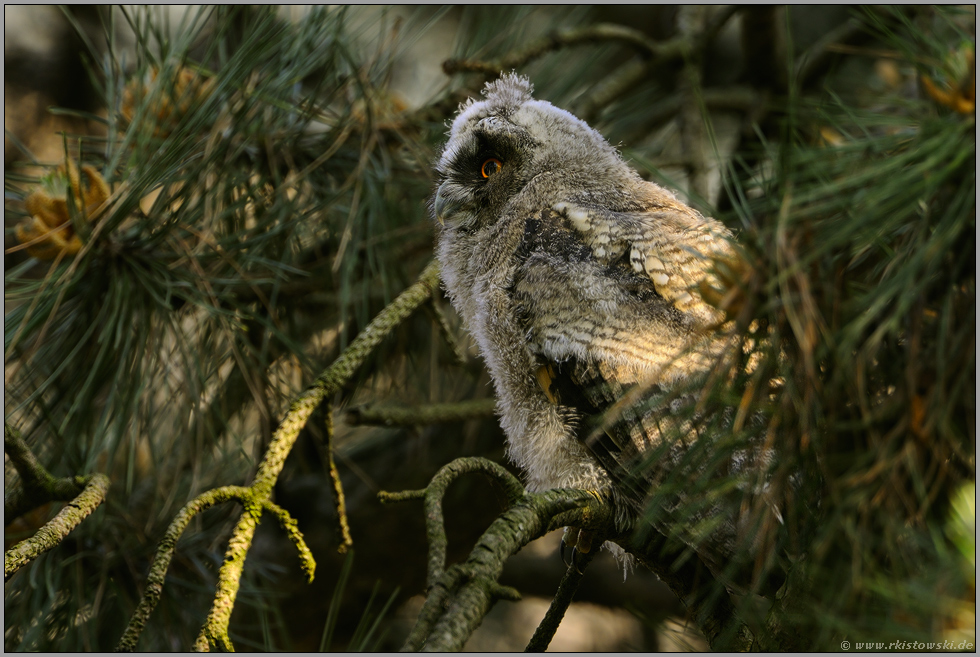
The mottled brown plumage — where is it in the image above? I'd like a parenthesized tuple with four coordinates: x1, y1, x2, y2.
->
(432, 73, 738, 567)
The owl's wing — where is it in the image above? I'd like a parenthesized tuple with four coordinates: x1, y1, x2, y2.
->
(535, 356, 693, 514)
(517, 190, 743, 575)
(535, 358, 656, 508)
(537, 353, 746, 583)
(554, 183, 735, 327)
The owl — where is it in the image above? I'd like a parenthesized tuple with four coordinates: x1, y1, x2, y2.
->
(431, 73, 738, 569)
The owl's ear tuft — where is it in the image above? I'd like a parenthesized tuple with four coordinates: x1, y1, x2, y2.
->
(482, 72, 534, 113)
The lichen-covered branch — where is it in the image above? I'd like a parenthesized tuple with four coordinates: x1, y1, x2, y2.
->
(400, 563, 471, 652)
(389, 456, 758, 652)
(192, 260, 441, 651)
(381, 457, 525, 590)
(323, 408, 353, 554)
(382, 458, 615, 652)
(115, 486, 252, 651)
(261, 499, 316, 582)
(4, 423, 87, 523)
(4, 472, 110, 581)
(419, 487, 613, 652)
(346, 399, 496, 427)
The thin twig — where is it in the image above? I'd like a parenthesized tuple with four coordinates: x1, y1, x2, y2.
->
(345, 398, 496, 427)
(261, 499, 316, 581)
(324, 407, 353, 554)
(443, 23, 674, 77)
(524, 550, 598, 652)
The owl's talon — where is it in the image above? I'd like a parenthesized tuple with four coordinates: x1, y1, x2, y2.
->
(570, 548, 585, 574)
(576, 529, 594, 555)
(561, 526, 580, 567)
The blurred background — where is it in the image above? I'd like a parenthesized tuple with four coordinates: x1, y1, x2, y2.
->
(4, 5, 974, 651)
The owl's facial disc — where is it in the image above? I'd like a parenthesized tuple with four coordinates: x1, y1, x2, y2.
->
(432, 125, 522, 230)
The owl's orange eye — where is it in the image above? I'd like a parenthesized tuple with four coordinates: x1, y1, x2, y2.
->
(481, 158, 502, 178)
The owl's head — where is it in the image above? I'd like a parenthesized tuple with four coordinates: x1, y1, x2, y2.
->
(432, 73, 641, 230)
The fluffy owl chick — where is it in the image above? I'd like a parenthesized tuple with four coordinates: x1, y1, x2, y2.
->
(432, 73, 734, 564)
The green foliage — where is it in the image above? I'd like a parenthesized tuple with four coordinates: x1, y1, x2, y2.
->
(5, 6, 440, 650)
(633, 5, 975, 649)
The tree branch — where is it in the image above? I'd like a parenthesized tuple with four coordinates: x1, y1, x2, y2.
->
(345, 399, 496, 427)
(380, 457, 525, 590)
(382, 457, 615, 651)
(4, 472, 110, 581)
(323, 407, 353, 554)
(577, 7, 742, 121)
(261, 499, 316, 583)
(387, 454, 761, 652)
(4, 423, 87, 523)
(190, 260, 441, 651)
(115, 486, 253, 651)
(524, 549, 598, 652)
(443, 23, 675, 77)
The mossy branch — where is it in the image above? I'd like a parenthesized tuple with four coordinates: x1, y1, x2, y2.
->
(385, 456, 759, 652)
(4, 423, 88, 523)
(323, 407, 353, 554)
(4, 423, 110, 581)
(381, 457, 525, 589)
(380, 457, 614, 652)
(115, 486, 252, 652)
(261, 499, 316, 582)
(188, 260, 440, 652)
(4, 472, 110, 581)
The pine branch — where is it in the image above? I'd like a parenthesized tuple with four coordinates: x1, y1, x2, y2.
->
(383, 456, 757, 651)
(382, 457, 614, 652)
(4, 424, 110, 581)
(115, 485, 252, 651)
(524, 550, 597, 652)
(193, 260, 440, 651)
(345, 399, 496, 427)
(4, 423, 88, 523)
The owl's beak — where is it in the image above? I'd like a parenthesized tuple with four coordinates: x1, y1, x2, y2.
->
(433, 183, 457, 226)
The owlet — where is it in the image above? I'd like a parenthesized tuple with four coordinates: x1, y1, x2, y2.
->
(432, 73, 735, 565)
